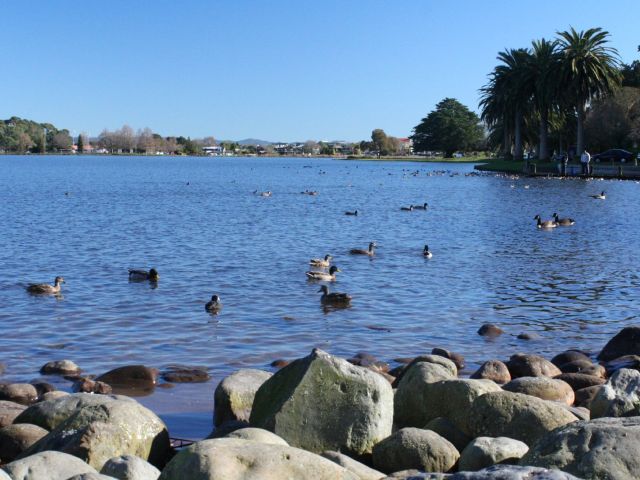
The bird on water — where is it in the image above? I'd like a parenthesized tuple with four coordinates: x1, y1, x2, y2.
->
(26, 276, 65, 295)
(128, 268, 160, 281)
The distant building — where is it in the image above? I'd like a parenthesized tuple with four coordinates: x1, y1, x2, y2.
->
(398, 138, 413, 154)
(203, 145, 225, 155)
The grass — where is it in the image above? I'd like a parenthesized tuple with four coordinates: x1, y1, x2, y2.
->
(343, 155, 491, 163)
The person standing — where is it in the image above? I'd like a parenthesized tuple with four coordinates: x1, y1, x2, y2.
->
(581, 149, 591, 175)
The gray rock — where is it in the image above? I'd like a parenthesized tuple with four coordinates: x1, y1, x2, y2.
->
(551, 350, 591, 368)
(574, 385, 602, 409)
(372, 428, 459, 474)
(506, 354, 561, 379)
(41, 360, 81, 376)
(157, 438, 359, 479)
(384, 471, 449, 479)
(43, 391, 71, 401)
(250, 349, 393, 456)
(0, 400, 27, 428)
(521, 416, 640, 480)
(100, 454, 161, 480)
(597, 326, 640, 362)
(322, 451, 386, 480)
(553, 373, 605, 391)
(502, 377, 574, 405)
(0, 423, 48, 463)
(0, 471, 11, 480)
(394, 362, 455, 417)
(214, 369, 272, 427)
(225, 427, 288, 445)
(590, 368, 640, 418)
(424, 417, 471, 452)
(470, 360, 511, 384)
(450, 464, 583, 479)
(603, 354, 640, 375)
(66, 475, 118, 480)
(458, 437, 529, 471)
(0, 383, 38, 405)
(3, 451, 99, 479)
(468, 391, 577, 446)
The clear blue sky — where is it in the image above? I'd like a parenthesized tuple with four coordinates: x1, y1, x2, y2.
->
(2, 1, 638, 142)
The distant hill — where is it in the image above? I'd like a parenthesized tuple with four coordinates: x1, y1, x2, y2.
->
(234, 138, 273, 146)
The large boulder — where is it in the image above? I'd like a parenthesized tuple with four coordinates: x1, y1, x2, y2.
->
(66, 474, 117, 480)
(0, 383, 38, 405)
(502, 377, 574, 405)
(249, 349, 393, 456)
(450, 465, 583, 479)
(214, 369, 272, 427)
(0, 400, 26, 428)
(225, 427, 288, 446)
(598, 326, 640, 361)
(95, 365, 158, 395)
(506, 354, 561, 379)
(18, 393, 170, 470)
(2, 451, 99, 479)
(100, 455, 161, 480)
(470, 360, 511, 384)
(0, 423, 48, 463)
(40, 360, 81, 376)
(551, 350, 592, 368)
(424, 417, 471, 452)
(458, 436, 529, 472)
(468, 391, 578, 446)
(322, 451, 385, 480)
(157, 438, 359, 480)
(521, 417, 640, 480)
(554, 373, 605, 391)
(372, 428, 459, 474)
(393, 361, 455, 420)
(590, 368, 640, 418)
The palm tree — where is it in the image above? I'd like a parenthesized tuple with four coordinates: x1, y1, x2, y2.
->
(557, 27, 621, 156)
(479, 73, 511, 157)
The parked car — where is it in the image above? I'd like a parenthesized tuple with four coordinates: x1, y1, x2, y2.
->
(592, 149, 633, 162)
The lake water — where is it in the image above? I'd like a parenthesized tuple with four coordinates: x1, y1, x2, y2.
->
(2, 155, 640, 438)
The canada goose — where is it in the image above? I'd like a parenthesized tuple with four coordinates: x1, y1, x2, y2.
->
(590, 191, 606, 200)
(205, 295, 222, 313)
(306, 266, 340, 281)
(350, 242, 376, 256)
(423, 245, 433, 259)
(534, 215, 557, 229)
(318, 285, 352, 306)
(345, 210, 358, 216)
(260, 191, 272, 197)
(27, 276, 65, 295)
(310, 254, 332, 267)
(414, 203, 429, 210)
(128, 268, 160, 281)
(400, 205, 414, 211)
(552, 213, 575, 226)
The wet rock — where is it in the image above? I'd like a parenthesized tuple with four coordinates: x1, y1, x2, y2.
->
(161, 365, 210, 383)
(322, 451, 386, 480)
(468, 391, 578, 446)
(3, 451, 99, 479)
(574, 385, 602, 408)
(603, 354, 640, 375)
(458, 436, 529, 472)
(40, 359, 81, 376)
(521, 417, 640, 480)
(477, 324, 504, 337)
(424, 417, 472, 452)
(100, 454, 161, 480)
(73, 377, 113, 394)
(372, 428, 459, 474)
(157, 438, 359, 480)
(0, 423, 48, 462)
(225, 427, 288, 446)
(559, 405, 590, 421)
(214, 369, 272, 427)
(250, 349, 393, 456)
(502, 377, 574, 405)
(0, 383, 38, 405)
(470, 360, 511, 384)
(451, 465, 582, 479)
(554, 373, 605, 391)
(559, 361, 605, 378)
(551, 350, 591, 368)
(590, 368, 640, 418)
(30, 381, 55, 400)
(431, 348, 465, 370)
(95, 365, 158, 394)
(270, 359, 290, 369)
(517, 332, 541, 340)
(506, 354, 561, 378)
(597, 326, 640, 362)
(0, 400, 27, 427)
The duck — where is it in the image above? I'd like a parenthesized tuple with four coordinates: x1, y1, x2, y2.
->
(350, 242, 376, 256)
(128, 268, 160, 281)
(345, 210, 358, 216)
(400, 205, 414, 211)
(306, 266, 340, 281)
(590, 191, 606, 200)
(310, 254, 332, 267)
(423, 245, 433, 259)
(552, 213, 575, 226)
(260, 191, 272, 197)
(205, 295, 222, 313)
(413, 203, 429, 210)
(318, 285, 352, 306)
(534, 215, 558, 229)
(26, 276, 65, 295)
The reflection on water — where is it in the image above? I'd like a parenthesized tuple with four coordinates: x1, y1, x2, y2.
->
(2, 155, 640, 437)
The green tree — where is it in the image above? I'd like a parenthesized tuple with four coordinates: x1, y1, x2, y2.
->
(530, 39, 561, 160)
(371, 129, 388, 155)
(77, 133, 84, 153)
(411, 98, 484, 157)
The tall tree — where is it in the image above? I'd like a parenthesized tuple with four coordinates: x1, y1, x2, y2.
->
(530, 39, 561, 160)
(371, 129, 388, 155)
(77, 133, 84, 153)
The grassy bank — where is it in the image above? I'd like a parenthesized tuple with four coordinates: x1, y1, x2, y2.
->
(475, 158, 564, 174)
(343, 155, 491, 163)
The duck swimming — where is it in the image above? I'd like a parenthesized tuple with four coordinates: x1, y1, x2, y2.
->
(590, 191, 606, 200)
(306, 265, 340, 281)
(400, 205, 414, 211)
(318, 285, 352, 306)
(26, 276, 64, 295)
(128, 268, 159, 281)
(345, 210, 358, 216)
(534, 215, 557, 229)
(205, 295, 222, 313)
(350, 242, 376, 256)
(310, 254, 332, 267)
(414, 203, 429, 210)
(423, 245, 433, 258)
(552, 213, 575, 226)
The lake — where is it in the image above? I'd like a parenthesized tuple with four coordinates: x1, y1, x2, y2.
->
(1, 155, 639, 438)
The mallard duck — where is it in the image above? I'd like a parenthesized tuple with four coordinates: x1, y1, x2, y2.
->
(423, 245, 433, 259)
(310, 254, 332, 267)
(205, 295, 222, 313)
(27, 276, 64, 294)
(318, 285, 352, 305)
(552, 213, 575, 226)
(534, 215, 557, 229)
(400, 205, 414, 211)
(128, 268, 160, 281)
(590, 191, 606, 200)
(350, 242, 376, 256)
(345, 210, 358, 216)
(414, 203, 429, 210)
(306, 266, 340, 281)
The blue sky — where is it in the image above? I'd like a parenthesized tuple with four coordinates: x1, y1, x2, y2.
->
(1, 1, 638, 142)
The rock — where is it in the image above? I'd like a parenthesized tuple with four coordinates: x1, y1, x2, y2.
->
(574, 385, 602, 408)
(395, 378, 501, 431)
(95, 365, 158, 394)
(470, 360, 511, 384)
(598, 326, 640, 362)
(458, 436, 529, 472)
(0, 400, 27, 427)
(40, 360, 81, 376)
(451, 464, 582, 479)
(431, 348, 465, 370)
(0, 423, 48, 462)
(603, 354, 640, 375)
(250, 349, 393, 456)
(517, 333, 541, 340)
(43, 391, 70, 401)
(521, 416, 640, 480)
(554, 373, 605, 391)
(559, 361, 605, 378)
(3, 451, 99, 479)
(66, 474, 117, 480)
(17, 393, 170, 470)
(31, 381, 56, 399)
(348, 353, 390, 374)
(393, 355, 458, 388)
(559, 405, 590, 422)
(468, 391, 578, 446)
(157, 438, 359, 480)
(322, 451, 386, 480)
(0, 383, 38, 405)
(100, 454, 161, 480)
(270, 359, 290, 369)
(372, 428, 459, 474)
(590, 368, 640, 418)
(551, 350, 591, 368)
(225, 427, 288, 445)
(214, 369, 272, 427)
(502, 377, 574, 405)
(424, 417, 472, 452)
(0, 470, 13, 480)
(206, 420, 249, 439)
(73, 378, 113, 394)
(506, 354, 561, 379)
(477, 324, 504, 337)
(161, 365, 210, 383)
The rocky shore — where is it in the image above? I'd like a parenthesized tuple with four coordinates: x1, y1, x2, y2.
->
(2, 326, 640, 479)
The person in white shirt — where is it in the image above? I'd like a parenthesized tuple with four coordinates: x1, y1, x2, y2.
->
(581, 149, 591, 175)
